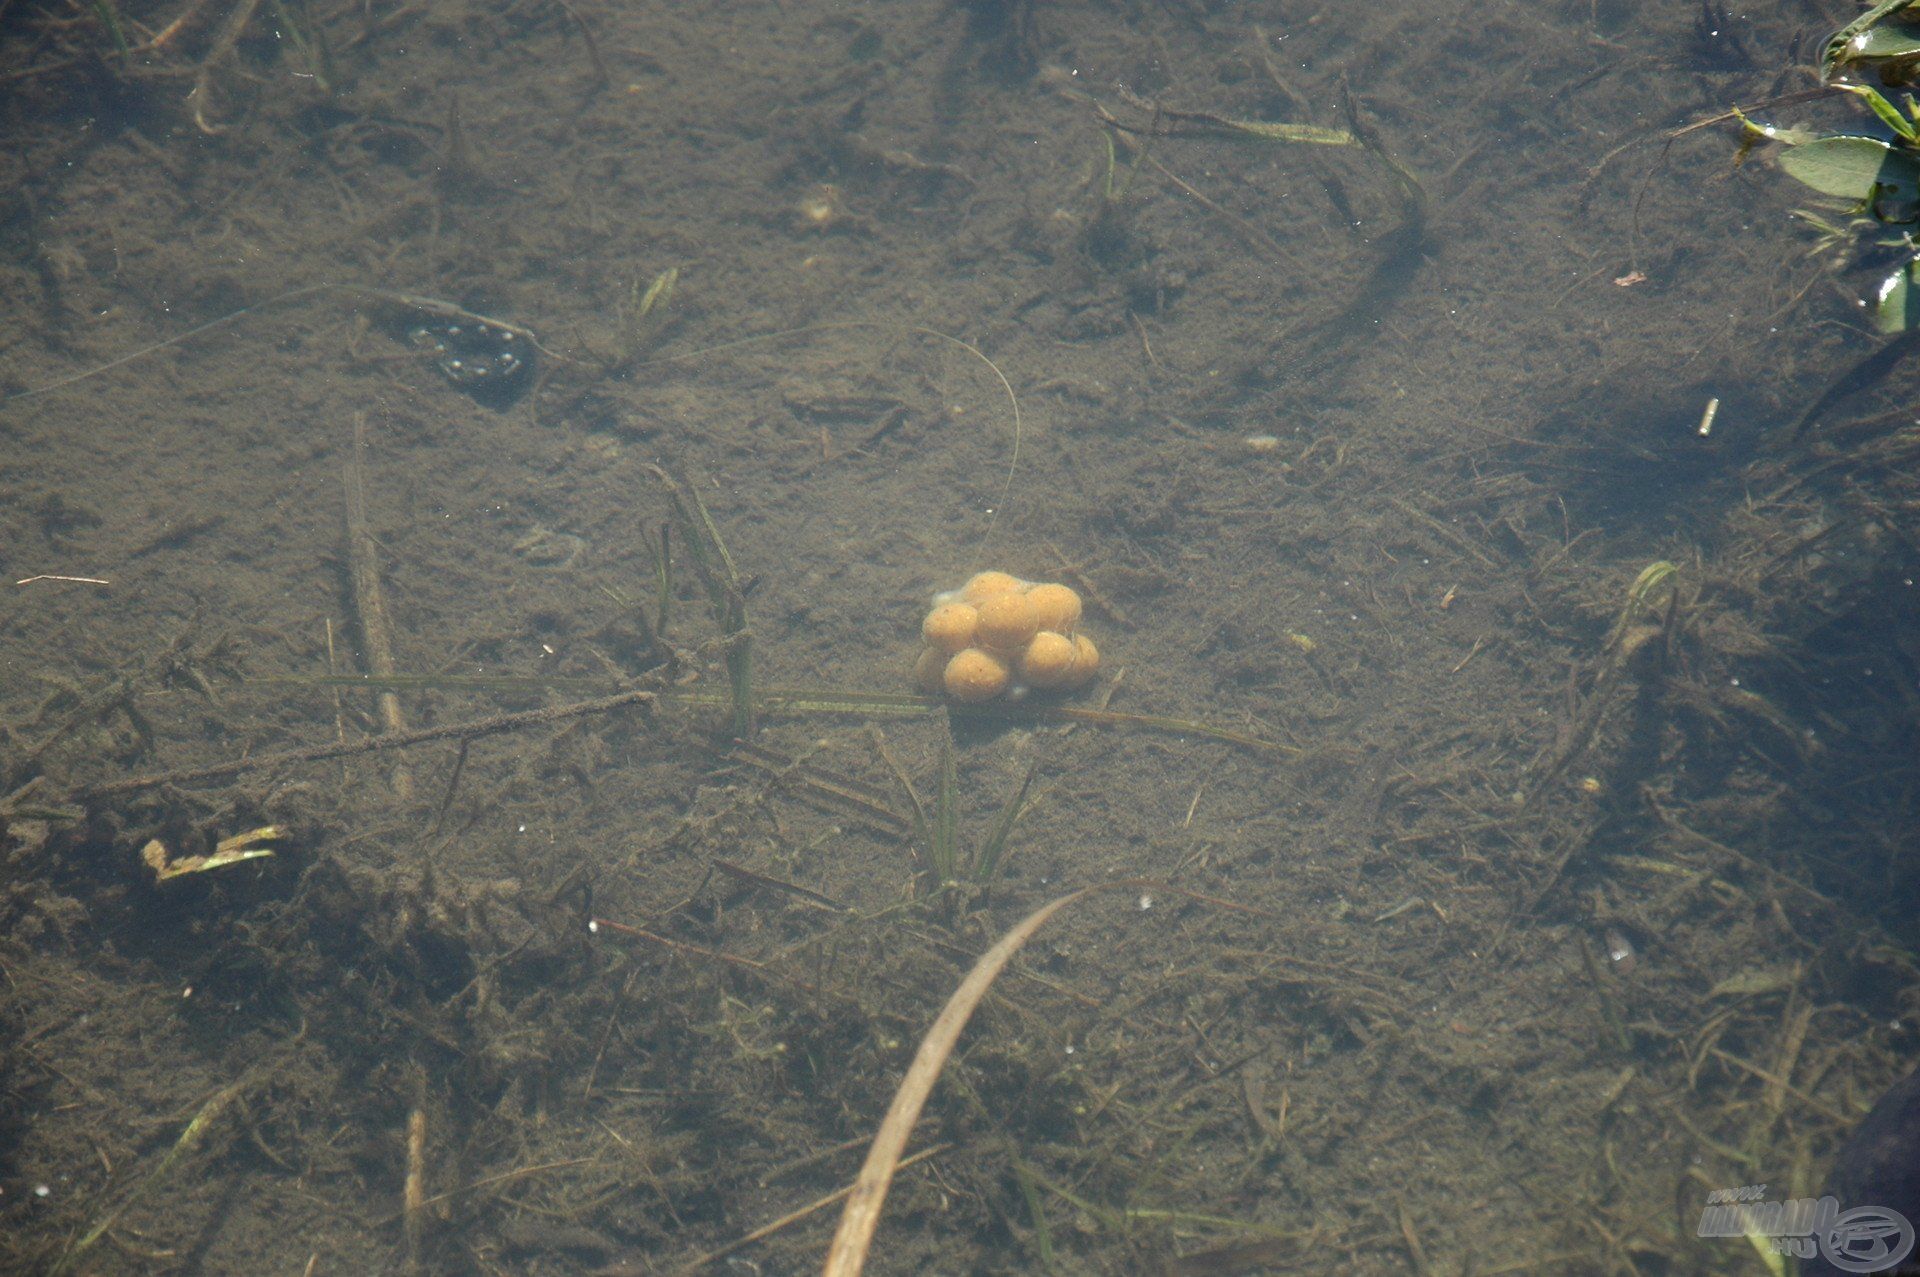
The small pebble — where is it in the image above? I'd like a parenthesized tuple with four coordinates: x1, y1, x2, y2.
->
(1604, 926, 1637, 973)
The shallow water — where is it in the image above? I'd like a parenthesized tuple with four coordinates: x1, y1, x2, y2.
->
(2, 1, 1916, 1273)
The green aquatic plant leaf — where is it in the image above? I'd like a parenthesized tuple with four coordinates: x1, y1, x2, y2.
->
(1850, 21, 1920, 62)
(1822, 0, 1920, 79)
(1735, 107, 1822, 147)
(1874, 257, 1920, 332)
(1836, 84, 1920, 143)
(971, 761, 1035, 886)
(1776, 135, 1920, 208)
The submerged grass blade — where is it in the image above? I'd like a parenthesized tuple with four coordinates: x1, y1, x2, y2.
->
(759, 688, 937, 714)
(973, 761, 1036, 885)
(1023, 704, 1293, 752)
(649, 466, 734, 614)
(650, 466, 753, 734)
(668, 687, 939, 718)
(933, 734, 957, 885)
(647, 521, 672, 635)
(685, 478, 741, 589)
(86, 0, 130, 53)
(53, 1080, 248, 1275)
(1014, 1161, 1055, 1266)
(256, 673, 615, 692)
(725, 626, 755, 738)
(629, 323, 1021, 547)
(256, 677, 1286, 750)
(877, 741, 934, 876)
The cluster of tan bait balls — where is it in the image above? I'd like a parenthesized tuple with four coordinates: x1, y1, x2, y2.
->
(913, 571, 1101, 704)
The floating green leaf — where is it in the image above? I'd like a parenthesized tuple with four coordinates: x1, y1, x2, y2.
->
(1837, 84, 1920, 143)
(1853, 21, 1920, 63)
(1822, 0, 1920, 79)
(1776, 134, 1920, 207)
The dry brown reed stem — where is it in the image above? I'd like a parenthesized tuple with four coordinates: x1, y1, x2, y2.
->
(324, 617, 348, 781)
(821, 881, 1142, 1276)
(342, 412, 412, 798)
(403, 1106, 428, 1268)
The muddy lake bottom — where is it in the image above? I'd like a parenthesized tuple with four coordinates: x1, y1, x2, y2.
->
(2, 0, 1918, 1273)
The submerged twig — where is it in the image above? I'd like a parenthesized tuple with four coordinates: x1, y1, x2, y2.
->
(403, 1106, 429, 1269)
(80, 686, 656, 797)
(343, 411, 412, 798)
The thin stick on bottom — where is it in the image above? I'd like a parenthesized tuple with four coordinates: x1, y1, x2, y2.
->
(404, 1107, 428, 1267)
(343, 411, 413, 798)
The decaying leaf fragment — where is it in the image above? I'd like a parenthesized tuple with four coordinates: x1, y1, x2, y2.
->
(141, 826, 283, 882)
